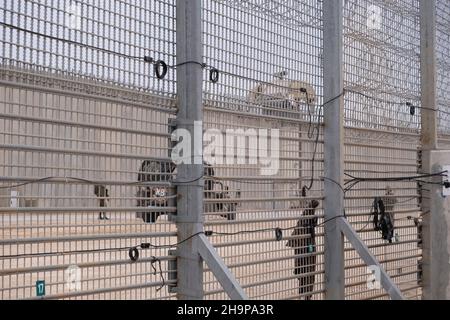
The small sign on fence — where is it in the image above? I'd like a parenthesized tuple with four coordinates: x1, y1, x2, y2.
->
(36, 280, 46, 297)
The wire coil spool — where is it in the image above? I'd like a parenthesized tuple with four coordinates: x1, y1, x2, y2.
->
(154, 60, 168, 80)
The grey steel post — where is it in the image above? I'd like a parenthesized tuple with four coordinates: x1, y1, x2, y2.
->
(420, 0, 438, 151)
(419, 0, 438, 300)
(323, 0, 345, 300)
(176, 0, 204, 300)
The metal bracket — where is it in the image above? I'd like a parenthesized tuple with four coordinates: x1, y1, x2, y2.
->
(197, 234, 248, 300)
(337, 217, 406, 300)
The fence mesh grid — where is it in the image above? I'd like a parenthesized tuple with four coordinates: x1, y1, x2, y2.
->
(0, 0, 448, 300)
(0, 0, 178, 300)
(202, 0, 325, 300)
(343, 0, 422, 300)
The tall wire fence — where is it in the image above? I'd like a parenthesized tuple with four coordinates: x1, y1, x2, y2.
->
(0, 0, 448, 300)
(342, 0, 422, 300)
(202, 0, 325, 300)
(0, 0, 178, 300)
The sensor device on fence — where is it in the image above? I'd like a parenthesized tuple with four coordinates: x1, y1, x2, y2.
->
(129, 247, 139, 262)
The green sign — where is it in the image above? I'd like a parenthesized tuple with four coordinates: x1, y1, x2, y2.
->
(36, 280, 46, 297)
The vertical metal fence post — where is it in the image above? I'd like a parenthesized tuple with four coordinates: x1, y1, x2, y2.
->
(323, 0, 345, 300)
(419, 0, 438, 300)
(176, 0, 204, 300)
(420, 0, 438, 151)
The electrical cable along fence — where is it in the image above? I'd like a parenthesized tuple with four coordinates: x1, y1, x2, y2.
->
(0, 0, 449, 300)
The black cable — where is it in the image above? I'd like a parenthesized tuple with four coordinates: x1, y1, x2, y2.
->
(136, 232, 205, 251)
(0, 176, 177, 189)
(357, 218, 374, 233)
(346, 88, 450, 116)
(302, 89, 314, 139)
(4, 20, 449, 117)
(346, 89, 418, 107)
(337, 170, 446, 235)
(0, 22, 144, 60)
(145, 58, 218, 83)
(174, 61, 207, 69)
(321, 177, 347, 194)
(416, 179, 450, 187)
(303, 108, 321, 192)
(207, 224, 302, 237)
(1, 246, 131, 260)
(0, 232, 206, 260)
(206, 214, 346, 238)
(0, 176, 108, 189)
(316, 215, 346, 228)
(303, 91, 345, 192)
(344, 171, 448, 188)
(0, 22, 217, 83)
(395, 196, 420, 204)
(0, 177, 58, 189)
(0, 172, 301, 189)
(173, 174, 208, 185)
(150, 256, 165, 291)
(144, 57, 207, 70)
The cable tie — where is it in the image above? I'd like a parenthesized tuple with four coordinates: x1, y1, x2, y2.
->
(143, 56, 154, 63)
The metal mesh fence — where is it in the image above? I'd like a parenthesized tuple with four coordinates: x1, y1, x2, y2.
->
(437, 0, 450, 148)
(343, 0, 422, 299)
(0, 0, 178, 300)
(0, 0, 177, 93)
(0, 0, 446, 300)
(202, 0, 325, 300)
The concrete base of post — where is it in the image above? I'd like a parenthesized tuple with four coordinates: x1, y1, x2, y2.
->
(421, 150, 450, 300)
